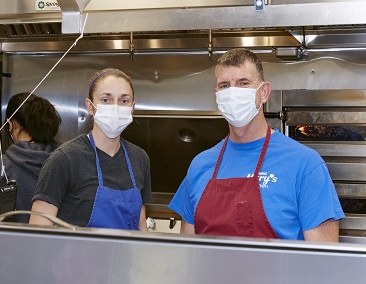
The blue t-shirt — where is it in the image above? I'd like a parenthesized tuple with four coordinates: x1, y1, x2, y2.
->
(168, 129, 345, 240)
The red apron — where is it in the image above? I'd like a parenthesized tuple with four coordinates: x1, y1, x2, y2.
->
(194, 126, 279, 239)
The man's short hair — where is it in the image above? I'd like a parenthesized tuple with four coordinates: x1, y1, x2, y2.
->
(216, 48, 265, 81)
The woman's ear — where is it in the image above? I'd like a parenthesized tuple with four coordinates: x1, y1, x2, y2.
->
(7, 118, 14, 133)
(85, 98, 96, 116)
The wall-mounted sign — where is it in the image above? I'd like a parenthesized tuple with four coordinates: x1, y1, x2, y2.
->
(35, 0, 61, 11)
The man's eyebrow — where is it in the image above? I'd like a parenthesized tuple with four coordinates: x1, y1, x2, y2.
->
(236, 77, 251, 82)
(217, 78, 251, 85)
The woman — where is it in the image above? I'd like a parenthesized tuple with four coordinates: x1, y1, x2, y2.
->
(3, 92, 61, 223)
(30, 68, 152, 231)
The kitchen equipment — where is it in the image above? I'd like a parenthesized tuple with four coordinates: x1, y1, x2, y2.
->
(283, 90, 366, 242)
(0, 180, 16, 215)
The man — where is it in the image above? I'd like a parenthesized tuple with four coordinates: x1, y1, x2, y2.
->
(168, 48, 344, 242)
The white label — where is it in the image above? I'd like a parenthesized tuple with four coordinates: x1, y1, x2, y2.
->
(35, 0, 61, 11)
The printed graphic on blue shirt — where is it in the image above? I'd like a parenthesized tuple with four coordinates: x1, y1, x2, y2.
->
(247, 172, 278, 188)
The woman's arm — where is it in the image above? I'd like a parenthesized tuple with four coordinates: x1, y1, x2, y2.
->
(29, 200, 59, 226)
(139, 205, 148, 232)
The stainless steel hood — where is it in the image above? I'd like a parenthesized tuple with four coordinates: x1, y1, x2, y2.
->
(1, 0, 366, 58)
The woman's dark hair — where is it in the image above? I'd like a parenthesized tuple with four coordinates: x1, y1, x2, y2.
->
(5, 93, 62, 145)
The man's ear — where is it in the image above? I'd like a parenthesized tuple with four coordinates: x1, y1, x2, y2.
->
(260, 81, 272, 104)
(85, 98, 95, 116)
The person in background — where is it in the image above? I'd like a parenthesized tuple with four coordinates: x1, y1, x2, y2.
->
(168, 48, 344, 242)
(29, 68, 152, 231)
(2, 92, 61, 223)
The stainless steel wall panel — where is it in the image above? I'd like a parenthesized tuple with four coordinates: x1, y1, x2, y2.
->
(1, 52, 223, 150)
(266, 59, 366, 90)
(1, 53, 89, 144)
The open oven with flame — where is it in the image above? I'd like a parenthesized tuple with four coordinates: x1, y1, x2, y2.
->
(282, 90, 366, 242)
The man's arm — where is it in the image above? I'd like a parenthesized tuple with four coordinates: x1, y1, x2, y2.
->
(29, 200, 59, 226)
(303, 219, 339, 242)
(180, 219, 195, 235)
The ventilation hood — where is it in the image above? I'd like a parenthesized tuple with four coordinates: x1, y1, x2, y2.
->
(1, 0, 366, 62)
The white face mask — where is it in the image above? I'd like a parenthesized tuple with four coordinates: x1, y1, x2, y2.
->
(216, 83, 263, 127)
(89, 100, 133, 138)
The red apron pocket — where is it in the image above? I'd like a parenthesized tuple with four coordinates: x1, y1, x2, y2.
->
(237, 201, 254, 236)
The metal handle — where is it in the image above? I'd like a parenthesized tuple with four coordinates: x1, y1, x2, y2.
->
(264, 111, 285, 121)
(169, 217, 176, 229)
(0, 210, 78, 230)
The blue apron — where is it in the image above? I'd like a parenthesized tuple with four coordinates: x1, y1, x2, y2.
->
(86, 131, 142, 230)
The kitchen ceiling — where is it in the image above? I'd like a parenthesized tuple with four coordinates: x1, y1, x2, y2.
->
(1, 0, 366, 62)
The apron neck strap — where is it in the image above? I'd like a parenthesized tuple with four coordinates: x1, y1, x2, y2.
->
(212, 125, 272, 179)
(88, 131, 137, 189)
(253, 125, 271, 177)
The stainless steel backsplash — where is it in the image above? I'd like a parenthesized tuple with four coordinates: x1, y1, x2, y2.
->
(2, 51, 366, 193)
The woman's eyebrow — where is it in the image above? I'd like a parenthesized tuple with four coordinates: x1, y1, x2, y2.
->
(98, 93, 112, 97)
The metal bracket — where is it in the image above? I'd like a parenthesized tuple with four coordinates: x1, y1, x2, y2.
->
(57, 0, 91, 34)
(208, 29, 213, 61)
(254, 0, 265, 11)
(130, 32, 135, 62)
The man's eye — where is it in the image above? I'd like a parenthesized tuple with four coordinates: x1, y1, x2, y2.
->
(218, 84, 228, 90)
(238, 81, 248, 87)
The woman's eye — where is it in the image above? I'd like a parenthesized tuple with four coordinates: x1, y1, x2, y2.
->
(102, 98, 109, 103)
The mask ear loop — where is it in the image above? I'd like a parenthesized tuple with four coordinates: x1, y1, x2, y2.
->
(6, 119, 14, 144)
(256, 81, 265, 111)
(256, 81, 265, 91)
(87, 99, 97, 110)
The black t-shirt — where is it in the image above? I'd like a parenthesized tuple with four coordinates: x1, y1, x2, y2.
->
(33, 134, 152, 227)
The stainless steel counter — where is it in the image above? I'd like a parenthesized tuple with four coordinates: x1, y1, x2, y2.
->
(1, 222, 366, 284)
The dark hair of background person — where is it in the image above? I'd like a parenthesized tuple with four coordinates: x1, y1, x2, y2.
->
(5, 92, 62, 145)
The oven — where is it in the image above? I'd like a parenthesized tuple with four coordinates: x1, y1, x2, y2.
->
(283, 90, 366, 243)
